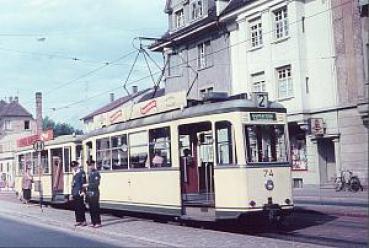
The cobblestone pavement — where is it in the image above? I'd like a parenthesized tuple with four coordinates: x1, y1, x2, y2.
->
(0, 193, 326, 248)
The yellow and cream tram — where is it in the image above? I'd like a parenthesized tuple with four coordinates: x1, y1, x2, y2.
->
(15, 91, 293, 221)
(15, 135, 83, 203)
(81, 92, 293, 221)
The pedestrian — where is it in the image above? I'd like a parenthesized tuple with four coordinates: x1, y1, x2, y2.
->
(21, 164, 33, 205)
(71, 160, 87, 227)
(84, 159, 102, 228)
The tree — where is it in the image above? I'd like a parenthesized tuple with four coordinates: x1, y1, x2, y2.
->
(43, 116, 83, 137)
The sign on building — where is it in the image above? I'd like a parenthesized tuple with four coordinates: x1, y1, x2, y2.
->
(310, 118, 325, 136)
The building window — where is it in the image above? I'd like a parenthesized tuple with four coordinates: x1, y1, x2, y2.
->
(149, 127, 171, 168)
(215, 121, 234, 165)
(24, 120, 30, 130)
(251, 72, 266, 92)
(111, 135, 128, 170)
(197, 41, 211, 69)
(191, 0, 203, 20)
(277, 66, 293, 99)
(96, 138, 111, 171)
(200, 87, 214, 98)
(168, 53, 181, 77)
(249, 18, 263, 48)
(174, 9, 184, 28)
(129, 131, 149, 169)
(274, 7, 289, 40)
(4, 120, 11, 130)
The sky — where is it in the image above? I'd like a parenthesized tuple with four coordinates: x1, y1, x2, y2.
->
(0, 0, 167, 129)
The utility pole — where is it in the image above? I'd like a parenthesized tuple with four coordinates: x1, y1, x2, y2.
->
(35, 92, 44, 211)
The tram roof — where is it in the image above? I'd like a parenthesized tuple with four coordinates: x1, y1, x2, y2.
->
(84, 98, 286, 139)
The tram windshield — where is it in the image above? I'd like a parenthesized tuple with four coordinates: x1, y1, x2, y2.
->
(245, 124, 288, 163)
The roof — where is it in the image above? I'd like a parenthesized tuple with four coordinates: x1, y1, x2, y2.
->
(0, 101, 33, 118)
(82, 88, 151, 120)
(85, 98, 286, 139)
(221, 0, 255, 16)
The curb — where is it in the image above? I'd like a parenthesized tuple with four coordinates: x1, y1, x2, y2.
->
(293, 206, 368, 218)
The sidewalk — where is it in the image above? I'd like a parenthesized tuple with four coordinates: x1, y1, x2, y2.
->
(0, 198, 325, 248)
(293, 187, 368, 217)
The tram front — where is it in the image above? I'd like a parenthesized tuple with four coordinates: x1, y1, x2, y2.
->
(241, 109, 293, 222)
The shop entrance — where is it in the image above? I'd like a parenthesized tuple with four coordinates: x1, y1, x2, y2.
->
(318, 139, 336, 184)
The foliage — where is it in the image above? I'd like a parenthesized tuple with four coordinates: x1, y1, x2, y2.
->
(43, 116, 83, 137)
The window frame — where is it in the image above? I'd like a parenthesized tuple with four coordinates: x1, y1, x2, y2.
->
(197, 41, 212, 70)
(215, 121, 235, 166)
(111, 134, 129, 170)
(249, 17, 263, 48)
(128, 131, 149, 169)
(149, 127, 172, 168)
(174, 9, 185, 29)
(276, 65, 293, 99)
(273, 6, 289, 41)
(96, 137, 112, 171)
(251, 72, 266, 92)
(190, 0, 204, 21)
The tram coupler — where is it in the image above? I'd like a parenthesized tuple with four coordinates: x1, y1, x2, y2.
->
(263, 203, 282, 223)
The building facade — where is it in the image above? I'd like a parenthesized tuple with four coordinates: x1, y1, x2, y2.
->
(151, 0, 369, 188)
(0, 97, 36, 189)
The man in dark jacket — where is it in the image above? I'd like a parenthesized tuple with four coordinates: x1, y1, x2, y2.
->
(84, 159, 102, 228)
(71, 161, 87, 226)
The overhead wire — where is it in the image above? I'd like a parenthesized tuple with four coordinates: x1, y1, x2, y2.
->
(40, 0, 353, 114)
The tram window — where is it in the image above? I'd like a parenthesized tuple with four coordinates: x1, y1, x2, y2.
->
(96, 138, 112, 171)
(245, 125, 287, 163)
(215, 121, 233, 165)
(149, 127, 171, 168)
(112, 135, 128, 170)
(64, 147, 71, 173)
(41, 150, 49, 174)
(129, 131, 149, 169)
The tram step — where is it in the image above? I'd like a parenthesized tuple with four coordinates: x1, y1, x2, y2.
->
(183, 206, 216, 220)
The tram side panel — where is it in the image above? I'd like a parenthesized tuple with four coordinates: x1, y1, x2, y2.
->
(99, 170, 182, 216)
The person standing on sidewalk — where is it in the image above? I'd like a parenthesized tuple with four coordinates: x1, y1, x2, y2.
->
(21, 165, 33, 205)
(71, 161, 87, 227)
(84, 159, 102, 228)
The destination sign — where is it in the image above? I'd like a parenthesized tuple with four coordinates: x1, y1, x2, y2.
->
(250, 113, 277, 121)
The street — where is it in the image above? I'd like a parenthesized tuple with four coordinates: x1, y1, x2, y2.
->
(0, 192, 367, 248)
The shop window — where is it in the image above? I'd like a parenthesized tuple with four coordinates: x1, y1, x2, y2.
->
(96, 138, 111, 171)
(149, 127, 171, 168)
(293, 178, 303, 188)
(112, 135, 128, 170)
(129, 131, 149, 169)
(215, 121, 234, 165)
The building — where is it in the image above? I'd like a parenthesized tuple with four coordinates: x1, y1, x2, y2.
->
(150, 0, 232, 99)
(0, 97, 37, 189)
(151, 0, 369, 188)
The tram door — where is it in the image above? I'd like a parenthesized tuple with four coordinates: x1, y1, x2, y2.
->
(51, 149, 64, 198)
(179, 122, 215, 207)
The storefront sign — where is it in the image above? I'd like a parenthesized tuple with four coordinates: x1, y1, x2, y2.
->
(250, 113, 276, 121)
(310, 118, 325, 136)
(109, 110, 123, 124)
(17, 129, 54, 148)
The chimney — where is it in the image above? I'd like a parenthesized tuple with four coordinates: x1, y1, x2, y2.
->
(110, 93, 115, 103)
(9, 96, 13, 102)
(132, 85, 138, 94)
(35, 92, 43, 136)
(14, 96, 19, 103)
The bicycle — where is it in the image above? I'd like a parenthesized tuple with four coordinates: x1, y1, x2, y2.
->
(335, 170, 364, 192)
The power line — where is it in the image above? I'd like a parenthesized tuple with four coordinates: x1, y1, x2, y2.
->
(43, 0, 353, 114)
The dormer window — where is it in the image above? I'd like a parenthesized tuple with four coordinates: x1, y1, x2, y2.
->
(191, 0, 203, 20)
(175, 9, 184, 29)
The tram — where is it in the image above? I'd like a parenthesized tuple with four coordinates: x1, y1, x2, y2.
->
(15, 135, 83, 203)
(14, 91, 293, 221)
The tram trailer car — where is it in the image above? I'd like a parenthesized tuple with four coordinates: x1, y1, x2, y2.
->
(15, 135, 83, 204)
(82, 95, 293, 222)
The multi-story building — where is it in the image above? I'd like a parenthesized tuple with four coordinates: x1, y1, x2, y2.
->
(151, 0, 368, 188)
(0, 97, 36, 189)
(150, 0, 232, 99)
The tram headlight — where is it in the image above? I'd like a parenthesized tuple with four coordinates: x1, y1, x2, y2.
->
(249, 200, 256, 207)
(265, 179, 274, 191)
(285, 198, 291, 205)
